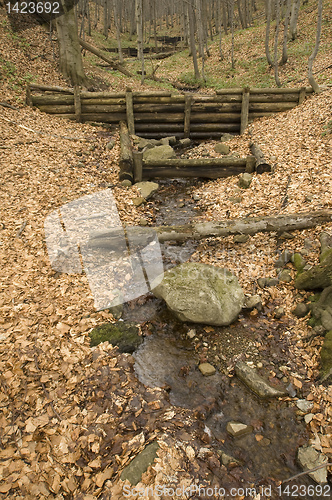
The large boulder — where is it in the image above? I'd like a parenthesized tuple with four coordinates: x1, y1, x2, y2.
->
(143, 145, 176, 162)
(151, 263, 244, 325)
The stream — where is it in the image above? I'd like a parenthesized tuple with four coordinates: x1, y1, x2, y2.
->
(122, 176, 324, 498)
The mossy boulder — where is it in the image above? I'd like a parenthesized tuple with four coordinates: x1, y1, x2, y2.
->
(291, 253, 307, 272)
(311, 286, 332, 332)
(320, 331, 332, 381)
(295, 249, 332, 289)
(89, 321, 142, 353)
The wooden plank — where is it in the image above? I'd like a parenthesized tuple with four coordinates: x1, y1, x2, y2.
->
(240, 87, 250, 135)
(126, 89, 135, 135)
(184, 95, 192, 138)
(74, 85, 81, 122)
(134, 113, 185, 123)
(31, 95, 75, 105)
(190, 113, 241, 123)
(133, 151, 143, 183)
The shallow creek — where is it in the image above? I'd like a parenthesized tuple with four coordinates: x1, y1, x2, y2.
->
(124, 178, 322, 497)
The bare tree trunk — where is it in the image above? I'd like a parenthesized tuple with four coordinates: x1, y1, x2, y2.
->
(273, 0, 281, 87)
(135, 0, 144, 84)
(280, 0, 291, 65)
(265, 0, 273, 67)
(230, 0, 235, 69)
(222, 0, 228, 34)
(188, 0, 201, 80)
(195, 0, 206, 81)
(56, 0, 87, 85)
(113, 0, 124, 63)
(289, 0, 301, 40)
(308, 0, 323, 93)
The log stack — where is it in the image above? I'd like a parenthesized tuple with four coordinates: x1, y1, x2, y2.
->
(27, 85, 313, 140)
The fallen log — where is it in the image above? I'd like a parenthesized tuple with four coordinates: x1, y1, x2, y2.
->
(87, 209, 332, 246)
(29, 83, 74, 94)
(78, 38, 133, 77)
(250, 143, 272, 174)
(119, 121, 134, 183)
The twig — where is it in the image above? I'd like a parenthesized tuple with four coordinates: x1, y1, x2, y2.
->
(282, 462, 332, 483)
(0, 102, 19, 110)
(16, 221, 27, 238)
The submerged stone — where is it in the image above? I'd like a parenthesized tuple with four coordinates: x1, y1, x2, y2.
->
(235, 361, 286, 398)
(89, 321, 142, 353)
(297, 445, 328, 484)
(120, 441, 159, 485)
(226, 421, 253, 438)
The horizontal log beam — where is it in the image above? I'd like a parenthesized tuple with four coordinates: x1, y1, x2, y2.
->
(142, 165, 246, 179)
(143, 157, 247, 168)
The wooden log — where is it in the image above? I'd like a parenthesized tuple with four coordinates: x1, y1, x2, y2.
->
(134, 113, 185, 123)
(88, 209, 332, 245)
(81, 104, 126, 113)
(134, 123, 185, 132)
(250, 143, 272, 174)
(74, 86, 81, 122)
(80, 91, 126, 99)
(133, 104, 185, 113)
(184, 96, 192, 138)
(81, 98, 126, 105)
(190, 113, 241, 123)
(29, 83, 74, 94)
(37, 104, 75, 114)
(133, 96, 185, 104)
(245, 156, 256, 173)
(81, 113, 127, 123)
(143, 157, 247, 168)
(249, 102, 296, 112)
(249, 94, 299, 103)
(79, 38, 133, 77)
(216, 87, 313, 95)
(298, 86, 307, 104)
(190, 123, 240, 132)
(142, 165, 246, 180)
(31, 95, 75, 105)
(26, 86, 32, 106)
(240, 87, 250, 135)
(119, 121, 134, 183)
(126, 89, 135, 135)
(133, 151, 143, 183)
(133, 91, 173, 97)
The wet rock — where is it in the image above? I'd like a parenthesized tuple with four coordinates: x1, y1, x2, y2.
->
(135, 137, 160, 150)
(319, 330, 332, 381)
(187, 329, 196, 339)
(235, 361, 287, 398)
(89, 321, 143, 353)
(233, 234, 249, 244)
(279, 269, 292, 283)
(293, 303, 309, 318)
(151, 263, 244, 326)
(297, 445, 328, 484)
(286, 382, 297, 397)
(198, 363, 216, 376)
(220, 133, 234, 142)
(296, 399, 314, 412)
(192, 194, 200, 201)
(291, 253, 307, 272)
(243, 294, 262, 311)
(108, 303, 123, 320)
(135, 181, 159, 200)
(226, 421, 253, 438)
(218, 450, 242, 467)
(179, 138, 191, 148)
(238, 173, 253, 189)
(120, 441, 159, 485)
(214, 143, 230, 155)
(274, 306, 285, 319)
(132, 197, 145, 207)
(143, 145, 176, 161)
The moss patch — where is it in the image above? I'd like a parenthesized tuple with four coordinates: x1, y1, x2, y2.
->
(89, 322, 142, 353)
(320, 331, 332, 381)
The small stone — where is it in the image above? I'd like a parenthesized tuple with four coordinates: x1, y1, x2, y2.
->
(139, 218, 148, 226)
(233, 234, 249, 244)
(132, 197, 145, 207)
(304, 413, 314, 424)
(214, 143, 230, 155)
(305, 194, 314, 202)
(279, 269, 292, 283)
(257, 278, 267, 288)
(235, 361, 286, 398)
(160, 137, 170, 145)
(274, 306, 285, 319)
(121, 179, 132, 187)
(219, 450, 242, 467)
(238, 172, 253, 189)
(192, 194, 200, 201)
(220, 133, 233, 142)
(291, 253, 307, 272)
(120, 441, 159, 485)
(293, 303, 309, 318)
(256, 362, 263, 369)
(76, 162, 85, 168)
(278, 232, 295, 239)
(275, 249, 293, 268)
(198, 363, 216, 376)
(179, 138, 191, 148)
(226, 421, 253, 438)
(229, 196, 242, 204)
(257, 437, 271, 446)
(178, 202, 185, 208)
(187, 329, 196, 339)
(135, 181, 159, 200)
(296, 399, 314, 412)
(297, 446, 328, 484)
(106, 139, 115, 150)
(304, 238, 313, 250)
(243, 295, 262, 311)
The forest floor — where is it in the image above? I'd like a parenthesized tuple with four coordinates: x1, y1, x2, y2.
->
(0, 3, 332, 499)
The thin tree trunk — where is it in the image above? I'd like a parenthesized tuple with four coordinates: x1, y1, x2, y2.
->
(188, 0, 201, 80)
(289, 0, 301, 40)
(113, 0, 124, 63)
(273, 0, 281, 87)
(265, 0, 273, 67)
(195, 0, 206, 81)
(280, 0, 291, 65)
(230, 0, 235, 69)
(308, 0, 323, 93)
(135, 0, 144, 83)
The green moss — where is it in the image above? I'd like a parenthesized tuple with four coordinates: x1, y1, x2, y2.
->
(89, 322, 142, 353)
(292, 253, 307, 272)
(320, 331, 332, 380)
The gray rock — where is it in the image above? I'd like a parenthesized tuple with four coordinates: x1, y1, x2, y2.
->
(214, 143, 230, 155)
(319, 330, 332, 381)
(235, 361, 286, 398)
(296, 399, 314, 412)
(218, 450, 242, 467)
(319, 231, 332, 262)
(151, 263, 244, 326)
(297, 446, 328, 484)
(106, 139, 115, 150)
(257, 277, 279, 288)
(233, 234, 249, 244)
(120, 441, 159, 485)
(135, 181, 159, 200)
(192, 194, 200, 201)
(198, 363, 216, 376)
(226, 421, 253, 438)
(160, 137, 170, 145)
(132, 197, 145, 207)
(220, 133, 234, 142)
(304, 238, 313, 250)
(291, 252, 307, 271)
(143, 145, 176, 161)
(167, 136, 177, 146)
(275, 250, 293, 268)
(293, 303, 309, 318)
(139, 218, 148, 226)
(179, 138, 191, 148)
(279, 269, 292, 283)
(243, 295, 262, 311)
(274, 306, 285, 319)
(238, 173, 253, 189)
(121, 179, 132, 187)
